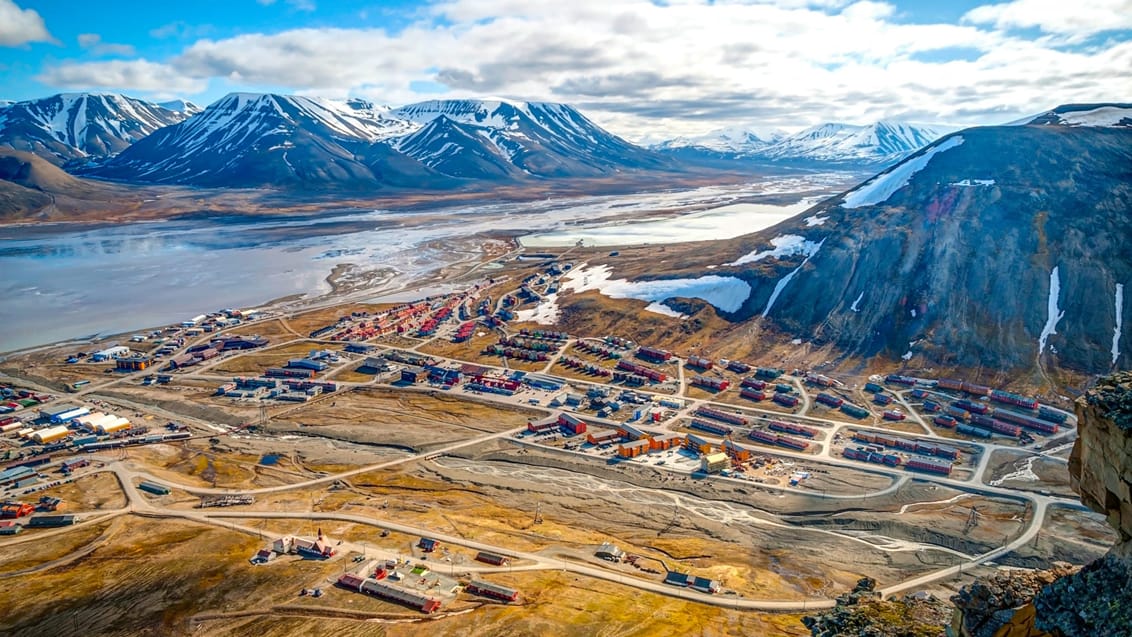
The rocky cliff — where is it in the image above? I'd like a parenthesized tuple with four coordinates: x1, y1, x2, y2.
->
(950, 371, 1132, 636)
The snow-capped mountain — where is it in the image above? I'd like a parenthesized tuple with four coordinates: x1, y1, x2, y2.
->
(87, 93, 434, 188)
(390, 99, 671, 178)
(88, 94, 672, 187)
(751, 121, 949, 165)
(0, 93, 194, 165)
(651, 126, 785, 154)
(157, 99, 203, 117)
(1016, 103, 1132, 128)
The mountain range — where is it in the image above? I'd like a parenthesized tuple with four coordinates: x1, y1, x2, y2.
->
(703, 103, 1132, 373)
(0, 91, 961, 190)
(0, 93, 197, 166)
(652, 121, 952, 166)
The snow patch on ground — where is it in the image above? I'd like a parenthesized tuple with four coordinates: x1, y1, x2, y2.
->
(804, 214, 827, 226)
(729, 235, 824, 266)
(514, 293, 560, 325)
(1113, 283, 1124, 365)
(850, 291, 864, 313)
(791, 338, 803, 345)
(563, 265, 751, 314)
(949, 179, 995, 187)
(990, 455, 1040, 486)
(644, 302, 687, 319)
(1038, 266, 1065, 354)
(842, 136, 965, 209)
(901, 351, 914, 361)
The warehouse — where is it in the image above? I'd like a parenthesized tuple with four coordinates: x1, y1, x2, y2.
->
(0, 520, 23, 535)
(95, 416, 131, 435)
(557, 413, 588, 435)
(521, 373, 565, 391)
(339, 574, 443, 613)
(617, 438, 651, 458)
(116, 355, 153, 371)
(40, 404, 78, 422)
(26, 514, 75, 527)
(31, 425, 71, 444)
(168, 353, 198, 369)
(475, 551, 510, 566)
(465, 580, 520, 603)
(359, 356, 390, 373)
(527, 416, 559, 434)
(287, 358, 328, 372)
(91, 345, 129, 362)
(700, 452, 730, 474)
(138, 481, 171, 496)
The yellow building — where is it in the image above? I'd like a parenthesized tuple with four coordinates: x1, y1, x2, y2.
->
(700, 452, 730, 474)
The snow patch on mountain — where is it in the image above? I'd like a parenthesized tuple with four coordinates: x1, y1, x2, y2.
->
(1021, 104, 1132, 128)
(729, 235, 825, 266)
(1039, 266, 1065, 354)
(651, 126, 784, 153)
(1113, 283, 1124, 365)
(842, 135, 965, 208)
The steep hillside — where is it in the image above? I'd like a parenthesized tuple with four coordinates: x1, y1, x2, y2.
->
(0, 149, 148, 221)
(712, 123, 1132, 373)
(85, 93, 442, 189)
(0, 93, 192, 165)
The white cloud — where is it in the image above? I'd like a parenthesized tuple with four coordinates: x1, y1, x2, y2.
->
(0, 0, 54, 47)
(32, 0, 1132, 138)
(77, 33, 136, 57)
(258, 0, 317, 11)
(963, 0, 1132, 38)
(37, 59, 207, 97)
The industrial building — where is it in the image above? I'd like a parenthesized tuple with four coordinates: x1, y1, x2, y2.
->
(521, 373, 565, 391)
(475, 551, 510, 566)
(336, 573, 443, 613)
(30, 425, 70, 444)
(91, 345, 129, 362)
(138, 481, 171, 496)
(359, 356, 390, 372)
(116, 355, 153, 371)
(287, 358, 329, 372)
(0, 520, 23, 535)
(557, 413, 588, 435)
(26, 514, 75, 527)
(700, 452, 730, 474)
(465, 580, 520, 603)
(40, 404, 88, 424)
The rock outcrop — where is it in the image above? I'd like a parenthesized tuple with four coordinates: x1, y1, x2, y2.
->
(950, 371, 1132, 636)
(802, 577, 951, 637)
(1070, 371, 1132, 555)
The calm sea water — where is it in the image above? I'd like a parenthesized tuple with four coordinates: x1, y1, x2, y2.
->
(0, 179, 846, 353)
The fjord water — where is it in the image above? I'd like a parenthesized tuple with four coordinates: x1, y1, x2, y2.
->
(0, 180, 842, 353)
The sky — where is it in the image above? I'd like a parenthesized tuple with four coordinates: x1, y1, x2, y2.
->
(1, 0, 1130, 141)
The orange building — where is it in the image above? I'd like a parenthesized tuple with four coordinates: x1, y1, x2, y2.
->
(650, 433, 684, 451)
(617, 439, 651, 458)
